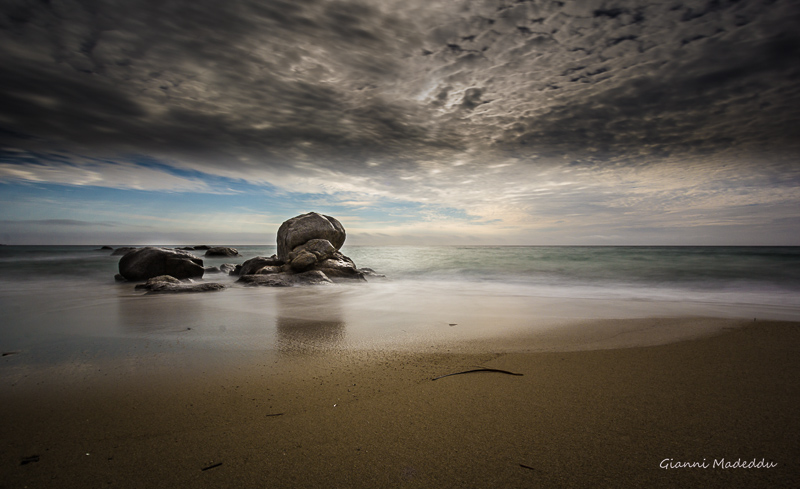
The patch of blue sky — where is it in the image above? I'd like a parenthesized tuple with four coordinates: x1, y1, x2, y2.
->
(0, 151, 484, 233)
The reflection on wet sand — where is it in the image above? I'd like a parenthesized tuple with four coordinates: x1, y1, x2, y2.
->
(116, 294, 210, 333)
(275, 289, 346, 353)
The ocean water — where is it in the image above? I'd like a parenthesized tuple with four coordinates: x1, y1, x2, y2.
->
(0, 245, 798, 369)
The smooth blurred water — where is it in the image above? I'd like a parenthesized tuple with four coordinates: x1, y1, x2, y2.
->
(1, 244, 799, 302)
(0, 245, 798, 366)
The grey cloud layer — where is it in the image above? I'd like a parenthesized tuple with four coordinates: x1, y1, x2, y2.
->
(1, 0, 799, 180)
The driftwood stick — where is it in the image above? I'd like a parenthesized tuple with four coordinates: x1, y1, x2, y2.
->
(431, 367, 523, 381)
(201, 462, 223, 471)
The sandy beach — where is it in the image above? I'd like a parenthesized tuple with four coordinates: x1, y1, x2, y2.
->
(1, 317, 797, 488)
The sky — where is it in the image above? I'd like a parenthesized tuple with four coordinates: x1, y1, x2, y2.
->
(1, 0, 799, 245)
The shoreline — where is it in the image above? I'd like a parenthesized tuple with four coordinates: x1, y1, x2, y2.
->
(1, 317, 798, 488)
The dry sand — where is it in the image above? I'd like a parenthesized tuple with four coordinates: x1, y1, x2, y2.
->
(1, 318, 798, 488)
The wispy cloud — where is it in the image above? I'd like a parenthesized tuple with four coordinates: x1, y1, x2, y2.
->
(0, 219, 116, 227)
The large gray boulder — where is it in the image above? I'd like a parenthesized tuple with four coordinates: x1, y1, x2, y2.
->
(118, 247, 205, 281)
(276, 212, 346, 262)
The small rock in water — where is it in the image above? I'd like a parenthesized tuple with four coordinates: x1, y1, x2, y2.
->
(205, 247, 239, 257)
(135, 275, 226, 293)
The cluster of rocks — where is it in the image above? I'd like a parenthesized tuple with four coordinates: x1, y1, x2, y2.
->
(113, 212, 380, 293)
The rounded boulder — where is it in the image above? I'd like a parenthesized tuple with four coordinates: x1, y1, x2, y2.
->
(118, 247, 205, 281)
(276, 212, 346, 262)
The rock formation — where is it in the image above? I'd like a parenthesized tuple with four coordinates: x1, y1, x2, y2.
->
(276, 212, 345, 262)
(114, 212, 379, 288)
(118, 247, 205, 281)
(237, 212, 372, 286)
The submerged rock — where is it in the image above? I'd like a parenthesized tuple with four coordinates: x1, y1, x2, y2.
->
(193, 245, 212, 250)
(98, 246, 114, 250)
(238, 270, 333, 287)
(205, 247, 239, 257)
(276, 212, 345, 262)
(134, 275, 181, 289)
(358, 267, 386, 278)
(219, 263, 238, 274)
(118, 247, 204, 281)
(135, 275, 226, 293)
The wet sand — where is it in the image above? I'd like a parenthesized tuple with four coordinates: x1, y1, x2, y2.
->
(1, 318, 798, 488)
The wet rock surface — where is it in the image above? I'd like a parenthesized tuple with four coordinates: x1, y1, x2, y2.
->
(205, 247, 239, 257)
(276, 212, 345, 262)
(134, 275, 226, 293)
(118, 247, 205, 281)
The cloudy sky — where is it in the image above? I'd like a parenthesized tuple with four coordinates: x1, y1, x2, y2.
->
(1, 0, 799, 245)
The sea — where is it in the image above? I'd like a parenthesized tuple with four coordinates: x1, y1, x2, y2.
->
(1, 245, 799, 374)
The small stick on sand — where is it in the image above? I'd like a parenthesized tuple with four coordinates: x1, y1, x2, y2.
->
(201, 462, 223, 471)
(265, 413, 284, 417)
(20, 455, 40, 465)
(432, 367, 523, 381)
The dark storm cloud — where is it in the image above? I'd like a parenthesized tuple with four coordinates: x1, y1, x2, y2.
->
(0, 0, 798, 182)
(0, 0, 449, 172)
(428, 0, 800, 164)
